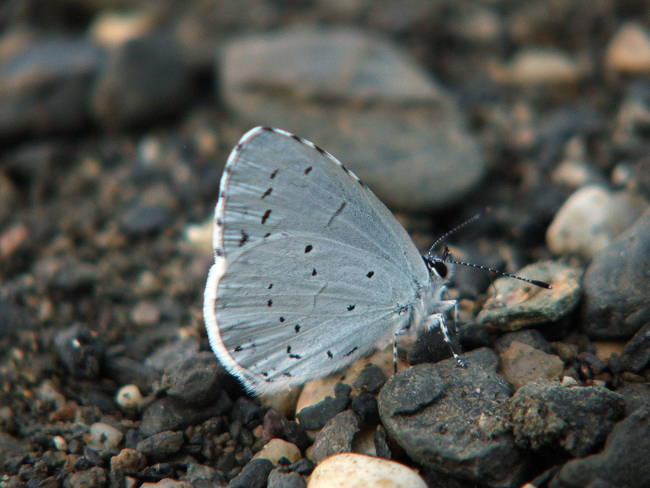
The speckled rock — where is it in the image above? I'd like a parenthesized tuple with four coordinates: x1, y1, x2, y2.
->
(498, 342, 564, 390)
(310, 410, 360, 463)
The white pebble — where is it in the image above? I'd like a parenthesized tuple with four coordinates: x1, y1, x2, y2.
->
(307, 453, 427, 488)
(87, 422, 124, 451)
(605, 22, 650, 74)
(253, 438, 301, 465)
(52, 435, 67, 451)
(116, 385, 144, 411)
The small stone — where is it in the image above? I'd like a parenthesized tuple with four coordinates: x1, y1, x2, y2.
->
(253, 439, 301, 465)
(502, 48, 583, 86)
(53, 323, 105, 380)
(508, 380, 625, 457)
(310, 410, 360, 463)
(116, 385, 144, 411)
(110, 448, 147, 474)
(267, 468, 306, 488)
(227, 458, 274, 488)
(135, 430, 183, 461)
(140, 480, 190, 488)
(494, 329, 553, 355)
(130, 302, 161, 327)
(582, 207, 650, 339)
(351, 392, 380, 425)
(308, 453, 427, 488)
(87, 422, 123, 451)
(352, 363, 387, 393)
(549, 407, 650, 487)
(52, 436, 67, 452)
(66, 467, 106, 488)
(605, 22, 650, 75)
(499, 342, 565, 390)
(104, 356, 161, 394)
(477, 261, 582, 331)
(546, 185, 647, 258)
(296, 383, 351, 431)
(621, 322, 650, 373)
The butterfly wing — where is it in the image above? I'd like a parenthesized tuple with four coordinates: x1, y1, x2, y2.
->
(204, 127, 432, 395)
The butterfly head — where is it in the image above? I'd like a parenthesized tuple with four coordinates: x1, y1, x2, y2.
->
(424, 245, 454, 283)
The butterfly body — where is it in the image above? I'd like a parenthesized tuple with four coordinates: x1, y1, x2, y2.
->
(204, 127, 458, 396)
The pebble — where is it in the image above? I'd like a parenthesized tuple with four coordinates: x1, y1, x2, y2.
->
(620, 322, 650, 373)
(220, 26, 484, 211)
(88, 10, 155, 48)
(52, 436, 67, 452)
(268, 468, 306, 488)
(139, 391, 231, 437)
(307, 453, 427, 488)
(253, 439, 301, 465)
(546, 185, 647, 258)
(310, 410, 360, 464)
(140, 480, 190, 488)
(378, 349, 524, 487)
(262, 410, 310, 452)
(159, 352, 230, 408)
(87, 422, 124, 451)
(228, 458, 274, 488)
(494, 329, 553, 355)
(296, 383, 352, 431)
(477, 261, 582, 332)
(582, 207, 650, 339)
(498, 341, 564, 390)
(135, 430, 184, 462)
(508, 380, 624, 457)
(91, 35, 194, 130)
(143, 337, 200, 373)
(549, 407, 650, 488)
(116, 385, 144, 411)
(66, 467, 106, 488)
(110, 448, 147, 474)
(605, 21, 650, 75)
(53, 323, 105, 380)
(104, 356, 161, 394)
(130, 301, 161, 327)
(497, 47, 583, 86)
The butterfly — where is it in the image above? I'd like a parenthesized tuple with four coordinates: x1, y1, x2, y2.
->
(203, 127, 549, 396)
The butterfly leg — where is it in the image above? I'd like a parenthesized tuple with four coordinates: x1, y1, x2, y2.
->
(423, 302, 466, 368)
(393, 327, 409, 374)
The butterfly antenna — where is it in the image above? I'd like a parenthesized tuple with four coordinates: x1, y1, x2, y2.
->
(446, 247, 552, 289)
(428, 209, 490, 255)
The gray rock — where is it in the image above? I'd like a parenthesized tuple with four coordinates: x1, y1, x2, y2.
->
(620, 322, 650, 373)
(0, 33, 101, 139)
(104, 356, 161, 394)
(549, 408, 650, 488)
(494, 329, 553, 355)
(378, 348, 527, 488)
(160, 352, 230, 407)
(139, 391, 231, 436)
(267, 468, 306, 488)
(477, 261, 582, 332)
(498, 342, 564, 390)
(135, 430, 184, 462)
(582, 207, 650, 339)
(228, 458, 274, 488)
(121, 202, 171, 236)
(144, 337, 200, 372)
(311, 410, 360, 463)
(66, 467, 106, 488)
(91, 34, 194, 130)
(296, 383, 352, 430)
(219, 26, 484, 211)
(53, 323, 105, 380)
(0, 296, 36, 336)
(508, 380, 625, 457)
(616, 383, 650, 416)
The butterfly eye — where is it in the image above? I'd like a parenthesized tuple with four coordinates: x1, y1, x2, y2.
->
(430, 261, 448, 278)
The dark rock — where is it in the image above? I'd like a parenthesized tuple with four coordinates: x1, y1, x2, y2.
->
(139, 391, 231, 436)
(227, 458, 274, 488)
(550, 408, 650, 488)
(91, 34, 195, 130)
(262, 410, 309, 452)
(135, 430, 184, 462)
(296, 383, 352, 430)
(267, 468, 306, 488)
(577, 352, 607, 376)
(582, 208, 650, 339)
(408, 321, 461, 365)
(0, 297, 36, 336)
(160, 352, 229, 407)
(53, 323, 105, 380)
(352, 363, 386, 393)
(287, 459, 315, 476)
(0, 434, 29, 465)
(508, 380, 625, 457)
(109, 448, 146, 474)
(121, 202, 171, 236)
(351, 392, 379, 425)
(229, 397, 261, 425)
(494, 329, 553, 355)
(0, 35, 101, 140)
(458, 321, 491, 350)
(373, 425, 392, 460)
(310, 410, 360, 463)
(182, 462, 224, 485)
(620, 322, 650, 373)
(616, 383, 650, 416)
(103, 356, 161, 394)
(379, 348, 527, 488)
(144, 337, 200, 373)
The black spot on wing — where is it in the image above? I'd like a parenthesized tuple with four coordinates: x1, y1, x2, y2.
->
(262, 209, 271, 224)
(280, 317, 285, 322)
(234, 345, 243, 352)
(295, 324, 300, 333)
(239, 230, 249, 246)
(216, 218, 223, 227)
(327, 350, 333, 359)
(326, 201, 347, 227)
(267, 299, 273, 307)
(366, 271, 374, 278)
(283, 372, 292, 377)
(270, 169, 278, 179)
(305, 166, 312, 175)
(305, 245, 313, 253)
(347, 304, 356, 311)
(262, 188, 272, 199)
(345, 346, 358, 357)
(264, 233, 271, 238)
(312, 269, 317, 276)
(268, 284, 273, 289)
